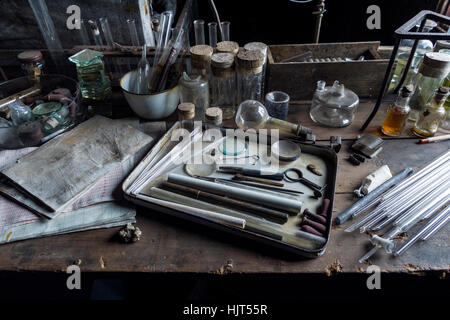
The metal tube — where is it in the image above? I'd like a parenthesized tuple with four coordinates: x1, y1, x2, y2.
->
(394, 206, 450, 256)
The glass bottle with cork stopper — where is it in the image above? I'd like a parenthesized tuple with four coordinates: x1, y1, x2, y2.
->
(408, 52, 450, 121)
(413, 86, 449, 137)
(179, 45, 212, 120)
(236, 50, 265, 104)
(205, 107, 223, 128)
(17, 50, 44, 87)
(210, 52, 236, 120)
(381, 85, 414, 136)
(177, 102, 195, 131)
(243, 42, 268, 94)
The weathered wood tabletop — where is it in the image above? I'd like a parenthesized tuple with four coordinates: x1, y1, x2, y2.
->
(0, 100, 448, 275)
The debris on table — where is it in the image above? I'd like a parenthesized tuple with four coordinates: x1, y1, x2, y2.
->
(119, 223, 142, 243)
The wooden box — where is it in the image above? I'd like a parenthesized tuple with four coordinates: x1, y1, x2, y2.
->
(266, 41, 392, 101)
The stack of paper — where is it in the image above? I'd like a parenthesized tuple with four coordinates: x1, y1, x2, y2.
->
(0, 116, 156, 244)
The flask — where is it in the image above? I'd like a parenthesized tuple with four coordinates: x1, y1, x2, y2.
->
(381, 85, 413, 136)
(408, 52, 450, 121)
(413, 86, 449, 137)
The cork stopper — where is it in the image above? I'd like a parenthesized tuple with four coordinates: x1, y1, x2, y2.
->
(17, 50, 43, 63)
(216, 41, 239, 55)
(211, 53, 235, 78)
(205, 107, 223, 125)
(236, 50, 265, 74)
(190, 45, 213, 69)
(400, 85, 414, 97)
(433, 40, 450, 52)
(434, 86, 450, 101)
(244, 42, 268, 57)
(178, 102, 195, 120)
(420, 52, 450, 78)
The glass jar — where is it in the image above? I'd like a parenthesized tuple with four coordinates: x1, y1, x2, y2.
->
(244, 42, 268, 94)
(441, 73, 450, 131)
(210, 53, 236, 120)
(388, 20, 436, 92)
(179, 72, 209, 121)
(408, 52, 450, 121)
(309, 80, 359, 127)
(236, 50, 265, 104)
(413, 87, 449, 137)
(17, 50, 44, 86)
(381, 85, 413, 136)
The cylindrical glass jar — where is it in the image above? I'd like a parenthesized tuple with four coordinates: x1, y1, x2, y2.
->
(408, 52, 450, 121)
(179, 73, 209, 121)
(236, 50, 265, 104)
(17, 50, 44, 85)
(210, 53, 236, 120)
(244, 42, 268, 95)
(179, 45, 213, 120)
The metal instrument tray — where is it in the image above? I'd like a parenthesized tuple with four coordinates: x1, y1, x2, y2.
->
(123, 122, 338, 258)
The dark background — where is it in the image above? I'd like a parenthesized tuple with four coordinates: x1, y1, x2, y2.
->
(0, 0, 440, 50)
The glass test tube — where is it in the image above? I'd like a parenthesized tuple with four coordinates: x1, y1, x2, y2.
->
(99, 17, 114, 48)
(127, 19, 140, 46)
(208, 22, 218, 48)
(79, 19, 90, 45)
(28, 0, 64, 64)
(221, 21, 230, 41)
(88, 20, 104, 49)
(194, 19, 205, 45)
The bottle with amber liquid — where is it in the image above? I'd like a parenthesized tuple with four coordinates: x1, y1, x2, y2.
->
(381, 85, 414, 136)
(413, 86, 449, 137)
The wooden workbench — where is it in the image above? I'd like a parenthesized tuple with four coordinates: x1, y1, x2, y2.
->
(0, 99, 448, 276)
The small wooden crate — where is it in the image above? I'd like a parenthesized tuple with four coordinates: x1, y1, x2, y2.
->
(266, 41, 392, 101)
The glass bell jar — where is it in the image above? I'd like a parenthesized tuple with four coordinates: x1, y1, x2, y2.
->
(309, 80, 359, 127)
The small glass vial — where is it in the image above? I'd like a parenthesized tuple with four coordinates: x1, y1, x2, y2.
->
(413, 86, 449, 137)
(236, 50, 265, 104)
(17, 50, 44, 86)
(408, 52, 450, 121)
(210, 53, 236, 120)
(177, 102, 195, 131)
(179, 45, 213, 120)
(205, 107, 223, 127)
(381, 85, 413, 136)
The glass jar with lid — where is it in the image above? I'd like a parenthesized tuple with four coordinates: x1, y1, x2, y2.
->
(17, 50, 44, 86)
(408, 52, 450, 121)
(236, 50, 265, 104)
(210, 52, 236, 120)
(179, 45, 213, 120)
(309, 80, 359, 127)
